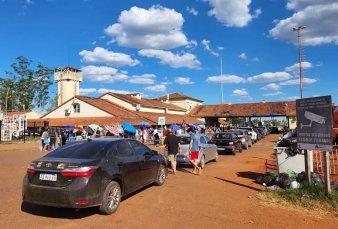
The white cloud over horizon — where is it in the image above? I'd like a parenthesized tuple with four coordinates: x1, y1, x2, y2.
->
(280, 77, 317, 85)
(201, 39, 219, 56)
(269, 1, 338, 46)
(104, 5, 189, 49)
(174, 77, 194, 85)
(79, 47, 140, 67)
(260, 83, 281, 90)
(206, 0, 261, 27)
(128, 74, 156, 84)
(79, 88, 97, 95)
(206, 74, 246, 83)
(285, 61, 313, 72)
(138, 49, 201, 69)
(233, 88, 248, 96)
(144, 84, 166, 92)
(247, 72, 292, 83)
(81, 65, 128, 83)
(262, 91, 284, 96)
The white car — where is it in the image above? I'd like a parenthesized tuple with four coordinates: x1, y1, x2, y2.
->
(238, 127, 257, 143)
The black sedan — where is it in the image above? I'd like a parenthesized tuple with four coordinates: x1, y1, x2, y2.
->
(212, 132, 243, 155)
(22, 138, 167, 215)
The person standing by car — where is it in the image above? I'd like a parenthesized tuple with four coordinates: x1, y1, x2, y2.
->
(164, 128, 180, 174)
(188, 127, 201, 175)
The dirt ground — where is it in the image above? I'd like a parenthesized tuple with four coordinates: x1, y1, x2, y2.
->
(0, 135, 337, 229)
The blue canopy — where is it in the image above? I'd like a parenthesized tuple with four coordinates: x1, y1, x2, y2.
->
(63, 125, 76, 130)
(122, 122, 136, 133)
(169, 124, 181, 131)
(138, 121, 151, 127)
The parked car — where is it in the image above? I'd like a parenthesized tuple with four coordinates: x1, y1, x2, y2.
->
(22, 138, 167, 215)
(164, 134, 218, 168)
(238, 127, 258, 143)
(227, 129, 252, 149)
(212, 132, 243, 155)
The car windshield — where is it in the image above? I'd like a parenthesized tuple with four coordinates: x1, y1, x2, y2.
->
(231, 131, 242, 135)
(45, 140, 109, 159)
(179, 136, 191, 145)
(214, 133, 232, 139)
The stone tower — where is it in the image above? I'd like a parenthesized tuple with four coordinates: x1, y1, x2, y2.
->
(54, 66, 83, 106)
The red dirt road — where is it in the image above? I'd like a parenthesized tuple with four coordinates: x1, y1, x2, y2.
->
(0, 135, 337, 228)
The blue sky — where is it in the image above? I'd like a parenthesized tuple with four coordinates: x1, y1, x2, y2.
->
(1, 0, 337, 105)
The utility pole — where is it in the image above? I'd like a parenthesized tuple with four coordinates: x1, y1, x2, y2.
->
(293, 26, 306, 99)
(220, 56, 224, 104)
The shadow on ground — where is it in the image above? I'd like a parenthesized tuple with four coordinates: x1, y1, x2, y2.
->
(215, 177, 262, 192)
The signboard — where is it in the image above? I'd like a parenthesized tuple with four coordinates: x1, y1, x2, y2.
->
(158, 116, 166, 126)
(296, 96, 333, 151)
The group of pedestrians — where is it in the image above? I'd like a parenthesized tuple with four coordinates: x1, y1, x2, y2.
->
(164, 127, 201, 175)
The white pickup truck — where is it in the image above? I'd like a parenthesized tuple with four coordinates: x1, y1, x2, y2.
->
(238, 127, 257, 143)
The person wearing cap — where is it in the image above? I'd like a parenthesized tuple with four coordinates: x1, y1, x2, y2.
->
(164, 128, 180, 174)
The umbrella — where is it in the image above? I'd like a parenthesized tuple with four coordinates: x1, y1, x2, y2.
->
(191, 124, 201, 131)
(88, 124, 103, 131)
(198, 121, 206, 125)
(121, 122, 136, 133)
(104, 126, 119, 136)
(138, 121, 151, 128)
(169, 124, 181, 132)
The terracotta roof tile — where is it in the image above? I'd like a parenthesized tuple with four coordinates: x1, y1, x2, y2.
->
(104, 93, 186, 111)
(7, 111, 29, 116)
(155, 92, 203, 102)
(189, 101, 296, 117)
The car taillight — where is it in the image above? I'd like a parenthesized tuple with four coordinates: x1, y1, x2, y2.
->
(27, 165, 36, 174)
(61, 166, 97, 177)
(229, 142, 234, 146)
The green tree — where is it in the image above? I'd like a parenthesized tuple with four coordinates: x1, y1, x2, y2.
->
(0, 56, 53, 112)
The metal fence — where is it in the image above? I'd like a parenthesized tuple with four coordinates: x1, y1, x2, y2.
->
(313, 146, 338, 183)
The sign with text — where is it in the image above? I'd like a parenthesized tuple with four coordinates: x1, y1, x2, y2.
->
(158, 116, 166, 126)
(296, 96, 333, 151)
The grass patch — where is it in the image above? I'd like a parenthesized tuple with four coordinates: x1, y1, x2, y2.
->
(258, 183, 338, 217)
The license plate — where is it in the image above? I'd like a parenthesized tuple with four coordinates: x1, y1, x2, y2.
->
(39, 173, 57, 181)
(217, 148, 225, 150)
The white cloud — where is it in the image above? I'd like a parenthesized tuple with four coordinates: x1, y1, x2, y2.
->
(187, 6, 198, 16)
(175, 77, 194, 85)
(262, 91, 284, 96)
(239, 52, 247, 60)
(79, 88, 97, 95)
(104, 5, 189, 49)
(186, 40, 198, 49)
(138, 49, 201, 69)
(79, 47, 140, 67)
(128, 74, 156, 84)
(201, 39, 219, 56)
(283, 96, 300, 100)
(285, 61, 313, 72)
(251, 57, 259, 62)
(206, 0, 260, 27)
(217, 46, 224, 51)
(247, 72, 292, 83)
(81, 65, 128, 83)
(269, 1, 338, 46)
(145, 84, 166, 92)
(98, 88, 136, 94)
(207, 74, 245, 83)
(280, 77, 317, 85)
(233, 88, 248, 96)
(260, 83, 281, 90)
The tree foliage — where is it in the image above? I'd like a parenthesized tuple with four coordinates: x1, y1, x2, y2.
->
(0, 56, 53, 112)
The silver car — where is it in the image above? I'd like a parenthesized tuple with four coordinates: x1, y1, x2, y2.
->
(164, 134, 218, 169)
(227, 129, 253, 149)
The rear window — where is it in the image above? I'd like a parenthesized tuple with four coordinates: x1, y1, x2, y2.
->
(45, 140, 110, 159)
(213, 133, 232, 139)
(232, 131, 242, 135)
(179, 136, 191, 145)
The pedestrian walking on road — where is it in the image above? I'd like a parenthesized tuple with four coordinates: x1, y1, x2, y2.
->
(164, 128, 180, 174)
(188, 127, 201, 175)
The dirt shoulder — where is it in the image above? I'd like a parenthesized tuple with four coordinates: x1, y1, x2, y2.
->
(0, 135, 337, 229)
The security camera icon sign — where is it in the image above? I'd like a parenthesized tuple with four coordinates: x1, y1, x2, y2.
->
(300, 111, 327, 128)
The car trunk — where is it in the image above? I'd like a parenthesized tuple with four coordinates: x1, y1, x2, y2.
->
(27, 158, 99, 187)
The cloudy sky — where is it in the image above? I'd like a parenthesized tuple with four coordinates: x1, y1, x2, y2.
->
(1, 0, 337, 104)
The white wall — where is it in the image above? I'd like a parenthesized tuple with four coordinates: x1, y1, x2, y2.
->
(101, 94, 134, 110)
(43, 98, 111, 119)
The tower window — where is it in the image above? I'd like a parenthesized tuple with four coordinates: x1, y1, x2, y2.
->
(73, 103, 80, 113)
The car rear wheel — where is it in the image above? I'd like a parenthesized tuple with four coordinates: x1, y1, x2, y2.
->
(244, 142, 248, 150)
(238, 144, 243, 153)
(155, 164, 166, 186)
(99, 181, 121, 215)
(199, 155, 206, 169)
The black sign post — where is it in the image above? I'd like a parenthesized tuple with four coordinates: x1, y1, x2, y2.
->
(296, 96, 333, 195)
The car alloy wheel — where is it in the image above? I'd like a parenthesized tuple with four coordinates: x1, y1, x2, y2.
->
(155, 164, 166, 186)
(99, 181, 121, 215)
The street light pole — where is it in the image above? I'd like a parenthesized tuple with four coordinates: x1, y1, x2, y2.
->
(220, 56, 224, 104)
(293, 26, 306, 99)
